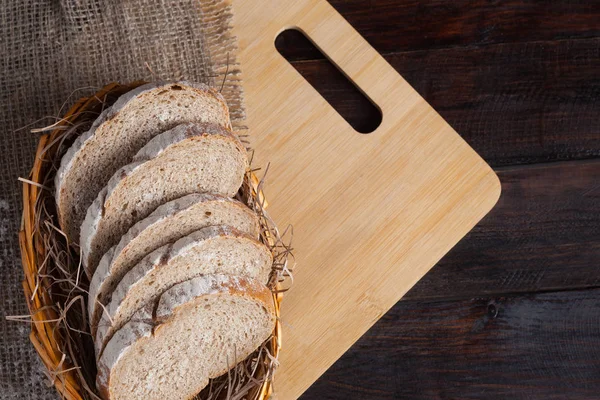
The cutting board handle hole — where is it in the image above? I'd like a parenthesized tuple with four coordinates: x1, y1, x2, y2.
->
(275, 28, 382, 134)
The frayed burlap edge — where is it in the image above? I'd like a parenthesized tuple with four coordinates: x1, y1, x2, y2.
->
(200, 0, 246, 131)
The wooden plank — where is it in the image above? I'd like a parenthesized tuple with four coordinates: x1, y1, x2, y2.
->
(303, 288, 600, 399)
(288, 37, 600, 167)
(407, 159, 600, 301)
(231, 1, 500, 398)
(277, 0, 600, 60)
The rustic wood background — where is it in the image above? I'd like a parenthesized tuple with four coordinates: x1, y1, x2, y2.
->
(273, 1, 600, 398)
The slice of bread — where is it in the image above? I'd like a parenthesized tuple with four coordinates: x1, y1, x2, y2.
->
(56, 82, 231, 243)
(96, 274, 275, 400)
(94, 225, 273, 356)
(88, 193, 259, 333)
(80, 122, 248, 277)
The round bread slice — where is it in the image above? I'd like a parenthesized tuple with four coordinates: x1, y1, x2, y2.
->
(96, 274, 275, 400)
(88, 193, 259, 333)
(56, 82, 231, 243)
(80, 122, 248, 277)
(94, 225, 273, 356)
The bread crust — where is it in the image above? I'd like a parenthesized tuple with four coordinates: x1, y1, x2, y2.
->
(80, 122, 248, 277)
(96, 275, 275, 400)
(88, 193, 259, 333)
(55, 82, 230, 243)
(93, 225, 272, 355)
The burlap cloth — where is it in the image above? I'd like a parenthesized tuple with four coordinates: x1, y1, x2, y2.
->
(0, 1, 243, 398)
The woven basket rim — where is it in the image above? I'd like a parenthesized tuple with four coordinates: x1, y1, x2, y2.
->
(19, 82, 285, 400)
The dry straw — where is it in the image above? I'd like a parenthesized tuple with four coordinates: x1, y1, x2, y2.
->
(18, 83, 292, 400)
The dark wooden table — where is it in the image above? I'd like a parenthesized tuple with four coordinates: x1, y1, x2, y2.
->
(274, 1, 600, 399)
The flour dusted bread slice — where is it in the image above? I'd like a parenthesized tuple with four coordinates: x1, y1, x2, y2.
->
(56, 82, 231, 243)
(88, 193, 259, 332)
(96, 274, 275, 400)
(94, 225, 272, 355)
(80, 122, 248, 277)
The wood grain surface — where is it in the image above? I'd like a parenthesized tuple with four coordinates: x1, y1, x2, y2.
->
(409, 160, 600, 300)
(280, 0, 600, 59)
(231, 0, 501, 398)
(305, 288, 600, 399)
(280, 34, 600, 167)
(275, 1, 600, 399)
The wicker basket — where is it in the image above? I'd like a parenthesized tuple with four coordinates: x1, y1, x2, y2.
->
(19, 83, 285, 400)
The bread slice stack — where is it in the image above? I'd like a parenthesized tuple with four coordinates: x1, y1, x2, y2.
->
(55, 82, 275, 400)
(97, 274, 275, 400)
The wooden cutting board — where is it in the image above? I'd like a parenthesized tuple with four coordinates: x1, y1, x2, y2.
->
(230, 0, 501, 398)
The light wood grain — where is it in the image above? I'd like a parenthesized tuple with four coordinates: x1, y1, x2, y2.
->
(230, 1, 501, 398)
